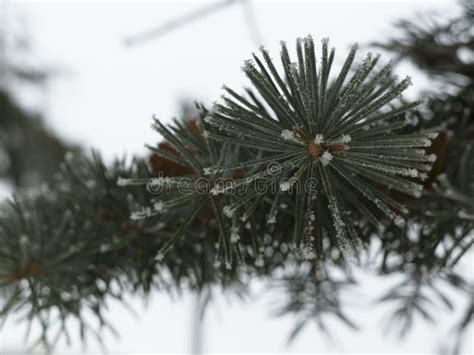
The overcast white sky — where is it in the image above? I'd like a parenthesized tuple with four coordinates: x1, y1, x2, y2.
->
(1, 0, 472, 354)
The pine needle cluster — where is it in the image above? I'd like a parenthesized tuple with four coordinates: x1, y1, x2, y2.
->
(121, 36, 438, 267)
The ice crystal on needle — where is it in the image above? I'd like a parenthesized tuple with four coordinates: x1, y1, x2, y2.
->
(320, 151, 333, 166)
(281, 129, 297, 141)
(280, 180, 292, 192)
(223, 205, 236, 218)
(314, 134, 324, 144)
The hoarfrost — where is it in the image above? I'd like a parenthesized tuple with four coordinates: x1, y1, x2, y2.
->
(300, 242, 316, 260)
(281, 129, 296, 141)
(320, 151, 333, 166)
(332, 134, 351, 144)
(154, 201, 165, 213)
(314, 134, 324, 144)
(130, 206, 157, 220)
(210, 186, 223, 195)
(340, 134, 351, 143)
(267, 216, 276, 224)
(328, 197, 346, 240)
(426, 132, 439, 139)
(395, 216, 406, 227)
(280, 180, 291, 191)
(223, 205, 236, 218)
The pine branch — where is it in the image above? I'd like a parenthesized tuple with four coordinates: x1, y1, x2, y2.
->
(1, 24, 472, 352)
(0, 150, 246, 349)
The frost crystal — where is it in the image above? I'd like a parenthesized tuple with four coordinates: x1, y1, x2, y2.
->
(210, 186, 223, 195)
(320, 151, 333, 166)
(395, 216, 406, 227)
(281, 129, 296, 141)
(419, 173, 428, 181)
(151, 177, 171, 185)
(328, 197, 346, 240)
(280, 180, 291, 191)
(298, 240, 316, 260)
(340, 134, 351, 143)
(363, 52, 373, 68)
(332, 134, 351, 144)
(225, 261, 232, 270)
(130, 206, 157, 220)
(407, 169, 419, 177)
(428, 154, 437, 162)
(154, 201, 165, 212)
(223, 205, 235, 218)
(301, 247, 316, 260)
(314, 134, 324, 144)
(425, 132, 439, 139)
(156, 253, 164, 262)
(421, 138, 432, 147)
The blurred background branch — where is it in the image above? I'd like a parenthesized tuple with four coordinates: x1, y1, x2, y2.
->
(124, 0, 263, 47)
